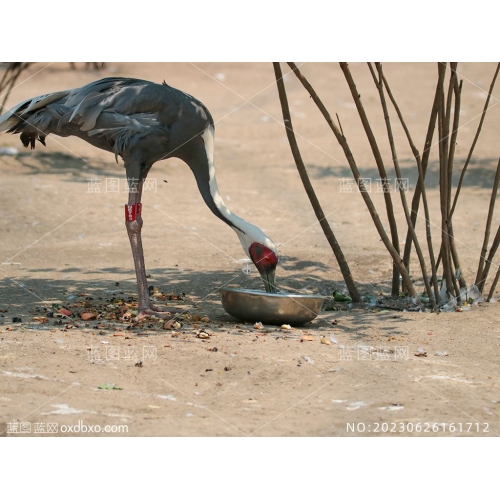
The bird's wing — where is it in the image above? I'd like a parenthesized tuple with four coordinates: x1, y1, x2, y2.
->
(87, 111, 162, 162)
(0, 77, 172, 155)
(0, 77, 152, 132)
(0, 91, 68, 132)
(62, 78, 164, 132)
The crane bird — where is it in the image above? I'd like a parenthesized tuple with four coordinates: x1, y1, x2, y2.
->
(0, 77, 278, 319)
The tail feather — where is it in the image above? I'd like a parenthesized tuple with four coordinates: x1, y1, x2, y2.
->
(0, 91, 68, 131)
(0, 98, 31, 132)
(0, 90, 69, 148)
(24, 91, 67, 114)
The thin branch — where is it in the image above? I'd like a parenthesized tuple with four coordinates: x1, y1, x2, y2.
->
(273, 62, 361, 302)
(487, 265, 500, 301)
(475, 157, 500, 288)
(402, 70, 441, 279)
(339, 63, 401, 296)
(286, 62, 418, 299)
(448, 63, 500, 220)
(335, 113, 344, 137)
(437, 63, 456, 302)
(447, 71, 467, 290)
(479, 224, 500, 293)
(378, 64, 440, 302)
(0, 63, 32, 111)
(368, 63, 435, 307)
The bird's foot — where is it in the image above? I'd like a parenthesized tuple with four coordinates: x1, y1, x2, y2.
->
(136, 308, 175, 321)
(148, 303, 182, 314)
(135, 304, 182, 321)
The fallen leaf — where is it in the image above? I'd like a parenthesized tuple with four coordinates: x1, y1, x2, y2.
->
(301, 334, 315, 341)
(97, 384, 123, 390)
(33, 317, 49, 323)
(320, 337, 331, 345)
(333, 291, 352, 302)
(58, 308, 72, 317)
(280, 324, 292, 330)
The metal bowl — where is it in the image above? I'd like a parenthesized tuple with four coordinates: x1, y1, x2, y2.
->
(220, 288, 326, 326)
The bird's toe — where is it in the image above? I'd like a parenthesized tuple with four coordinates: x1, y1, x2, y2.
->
(136, 308, 177, 321)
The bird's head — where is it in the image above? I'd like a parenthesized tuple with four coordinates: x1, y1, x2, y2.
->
(249, 242, 278, 293)
(236, 226, 278, 293)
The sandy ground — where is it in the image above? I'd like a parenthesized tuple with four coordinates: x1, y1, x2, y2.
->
(0, 62, 499, 437)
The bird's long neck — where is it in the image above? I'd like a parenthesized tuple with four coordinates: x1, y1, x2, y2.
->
(195, 127, 255, 238)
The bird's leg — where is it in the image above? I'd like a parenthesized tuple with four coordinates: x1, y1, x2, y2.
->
(124, 179, 180, 320)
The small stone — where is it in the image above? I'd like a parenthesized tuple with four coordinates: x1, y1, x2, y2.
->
(414, 346, 427, 357)
(254, 322, 264, 330)
(80, 312, 97, 321)
(280, 324, 292, 330)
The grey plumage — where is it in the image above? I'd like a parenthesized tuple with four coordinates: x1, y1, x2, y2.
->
(0, 77, 212, 165)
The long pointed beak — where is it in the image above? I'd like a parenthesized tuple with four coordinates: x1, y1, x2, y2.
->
(262, 269, 277, 293)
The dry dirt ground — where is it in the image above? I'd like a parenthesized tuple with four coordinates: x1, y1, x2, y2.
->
(0, 62, 499, 437)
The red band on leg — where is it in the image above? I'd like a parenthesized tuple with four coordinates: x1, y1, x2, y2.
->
(125, 203, 143, 221)
(125, 203, 138, 221)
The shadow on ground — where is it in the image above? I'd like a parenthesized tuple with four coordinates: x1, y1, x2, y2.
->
(4, 151, 499, 192)
(8, 151, 121, 180)
(306, 156, 500, 191)
(1, 263, 416, 337)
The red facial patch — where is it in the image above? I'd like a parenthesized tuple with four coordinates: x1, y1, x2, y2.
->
(249, 242, 278, 272)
